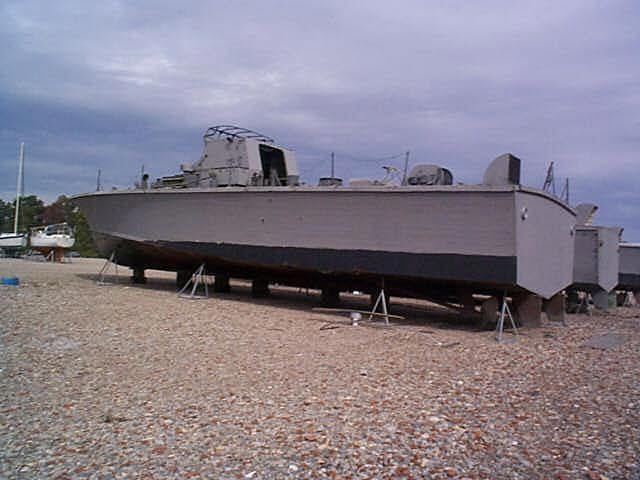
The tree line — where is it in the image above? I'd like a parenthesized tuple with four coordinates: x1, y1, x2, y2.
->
(0, 195, 99, 257)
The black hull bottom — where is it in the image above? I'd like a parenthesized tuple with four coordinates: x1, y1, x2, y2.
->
(569, 283, 608, 294)
(93, 232, 519, 297)
(618, 273, 640, 291)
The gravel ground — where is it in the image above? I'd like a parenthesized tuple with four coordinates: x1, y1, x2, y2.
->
(1, 258, 639, 479)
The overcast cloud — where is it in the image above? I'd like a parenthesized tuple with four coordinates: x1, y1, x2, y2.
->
(1, 1, 639, 238)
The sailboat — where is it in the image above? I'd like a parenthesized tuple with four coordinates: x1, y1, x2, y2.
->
(0, 143, 27, 253)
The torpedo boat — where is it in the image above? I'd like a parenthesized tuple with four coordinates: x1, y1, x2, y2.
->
(72, 125, 576, 317)
(569, 203, 622, 310)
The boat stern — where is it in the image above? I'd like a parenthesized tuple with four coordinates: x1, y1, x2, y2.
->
(515, 190, 576, 299)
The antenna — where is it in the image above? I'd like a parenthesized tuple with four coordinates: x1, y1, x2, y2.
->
(560, 178, 570, 204)
(96, 168, 101, 191)
(330, 152, 335, 178)
(542, 161, 555, 194)
(401, 151, 410, 185)
(14, 142, 24, 234)
(140, 164, 149, 190)
(381, 165, 400, 184)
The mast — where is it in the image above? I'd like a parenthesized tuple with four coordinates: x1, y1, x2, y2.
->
(13, 142, 24, 234)
(401, 151, 410, 185)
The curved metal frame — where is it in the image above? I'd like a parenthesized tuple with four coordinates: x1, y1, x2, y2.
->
(203, 125, 274, 144)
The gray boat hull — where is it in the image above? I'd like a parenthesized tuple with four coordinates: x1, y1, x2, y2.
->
(572, 225, 622, 293)
(73, 185, 575, 298)
(618, 243, 640, 291)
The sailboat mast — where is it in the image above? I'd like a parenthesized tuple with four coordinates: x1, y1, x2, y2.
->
(13, 142, 24, 234)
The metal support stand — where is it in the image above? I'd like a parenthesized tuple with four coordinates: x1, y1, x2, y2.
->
(495, 291, 518, 343)
(567, 290, 593, 315)
(178, 263, 209, 299)
(616, 291, 629, 308)
(624, 291, 640, 308)
(97, 252, 119, 285)
(369, 288, 390, 325)
(45, 250, 55, 262)
(579, 294, 594, 315)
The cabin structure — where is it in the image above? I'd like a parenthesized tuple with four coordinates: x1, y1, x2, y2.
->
(154, 126, 299, 189)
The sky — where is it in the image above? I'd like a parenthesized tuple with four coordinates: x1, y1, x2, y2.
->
(1, 1, 639, 239)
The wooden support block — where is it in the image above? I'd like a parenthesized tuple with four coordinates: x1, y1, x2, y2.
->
(480, 297, 498, 329)
(592, 289, 610, 310)
(458, 289, 475, 313)
(252, 279, 270, 298)
(321, 288, 340, 307)
(214, 275, 231, 293)
(513, 293, 542, 328)
(131, 267, 146, 284)
(543, 292, 565, 324)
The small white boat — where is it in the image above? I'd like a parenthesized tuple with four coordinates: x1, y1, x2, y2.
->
(0, 232, 28, 250)
(30, 223, 75, 260)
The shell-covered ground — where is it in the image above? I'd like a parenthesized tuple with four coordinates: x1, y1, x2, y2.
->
(1, 258, 639, 479)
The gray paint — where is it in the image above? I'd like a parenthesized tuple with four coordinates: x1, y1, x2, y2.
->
(573, 228, 598, 286)
(516, 191, 576, 299)
(575, 203, 598, 226)
(619, 243, 640, 275)
(618, 243, 640, 289)
(75, 187, 518, 255)
(482, 153, 521, 186)
(597, 227, 622, 292)
(73, 184, 575, 298)
(572, 225, 621, 292)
